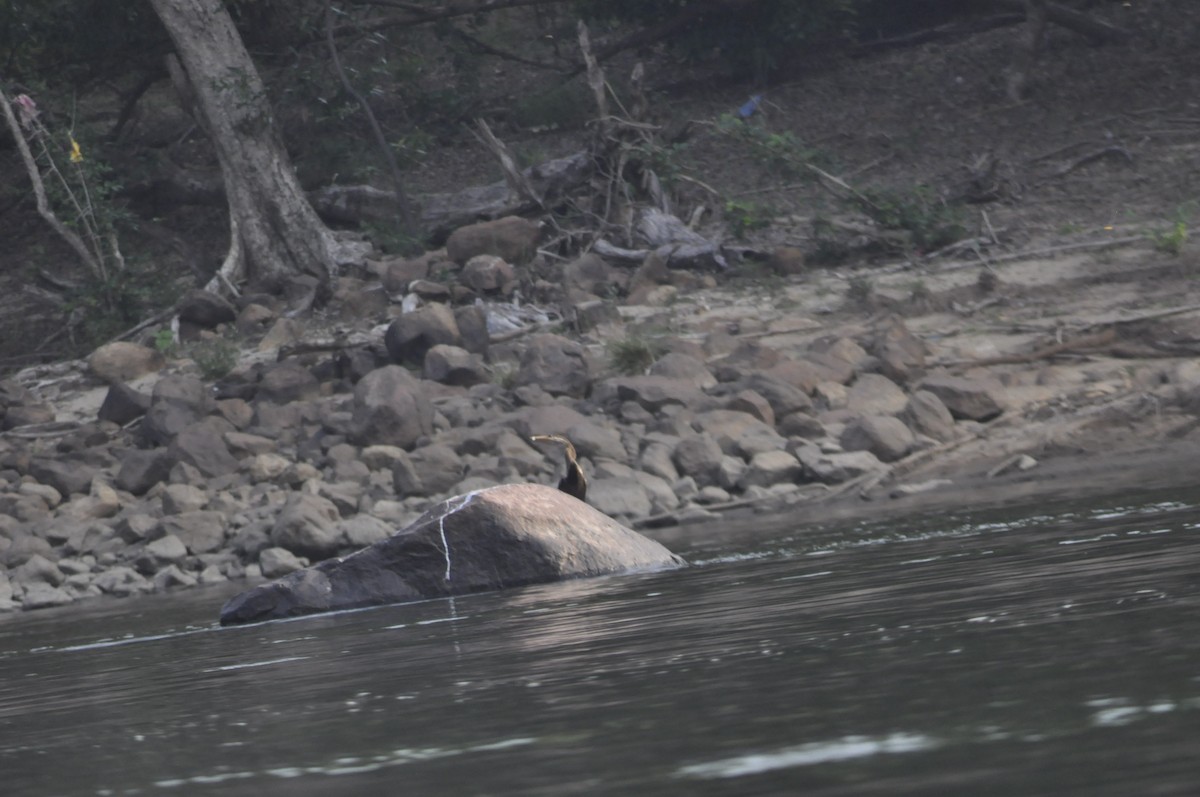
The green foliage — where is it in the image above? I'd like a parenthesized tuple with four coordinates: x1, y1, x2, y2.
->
(153, 329, 178, 358)
(607, 335, 660, 375)
(724, 199, 774, 239)
(715, 115, 829, 178)
(0, 1, 161, 85)
(856, 185, 966, 251)
(1152, 220, 1189, 255)
(190, 336, 239, 381)
(809, 216, 852, 266)
(846, 274, 874, 306)
(1150, 204, 1195, 256)
(363, 220, 425, 256)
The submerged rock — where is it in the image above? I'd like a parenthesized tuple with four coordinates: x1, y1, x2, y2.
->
(219, 483, 685, 625)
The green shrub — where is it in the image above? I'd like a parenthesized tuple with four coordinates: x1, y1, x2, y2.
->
(190, 337, 239, 381)
(607, 335, 660, 375)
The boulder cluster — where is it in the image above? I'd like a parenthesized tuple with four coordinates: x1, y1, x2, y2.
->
(0, 216, 1012, 614)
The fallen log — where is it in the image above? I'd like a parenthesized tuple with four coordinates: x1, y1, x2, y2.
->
(308, 152, 592, 239)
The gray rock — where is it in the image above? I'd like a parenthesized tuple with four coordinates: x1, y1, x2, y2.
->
(162, 483, 208, 514)
(919, 375, 1006, 421)
(88, 341, 165, 384)
(673, 433, 724, 487)
(563, 252, 619, 295)
(97, 381, 152, 425)
(739, 450, 804, 489)
(840, 415, 915, 463)
(161, 511, 227, 554)
(19, 482, 62, 508)
(423, 344, 490, 387)
(598, 375, 706, 413)
(693, 410, 775, 456)
(141, 374, 213, 446)
(258, 362, 320, 404)
(460, 254, 515, 294)
(350, 365, 434, 449)
(384, 303, 461, 366)
(717, 455, 748, 491)
(260, 546, 306, 579)
(403, 444, 466, 496)
(20, 582, 75, 610)
(846, 373, 909, 417)
(2, 535, 56, 567)
(115, 513, 158, 544)
(649, 352, 716, 389)
(64, 522, 115, 557)
(639, 441, 680, 483)
(28, 458, 95, 498)
(587, 477, 653, 518)
(115, 448, 172, 495)
(446, 216, 541, 265)
(168, 419, 239, 478)
(136, 534, 188, 574)
(453, 305, 490, 356)
(810, 336, 871, 373)
(177, 289, 236, 328)
(566, 420, 627, 462)
(725, 389, 774, 426)
(743, 373, 813, 418)
(270, 493, 342, 560)
(871, 315, 927, 385)
(219, 483, 684, 626)
(153, 565, 198, 591)
(12, 553, 65, 587)
(337, 515, 395, 549)
(515, 334, 591, 398)
(246, 453, 290, 483)
(794, 445, 886, 484)
(902, 390, 957, 443)
(93, 566, 152, 597)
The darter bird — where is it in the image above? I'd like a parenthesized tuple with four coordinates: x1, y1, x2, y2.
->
(530, 433, 587, 501)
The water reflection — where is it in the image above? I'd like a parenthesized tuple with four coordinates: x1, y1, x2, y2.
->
(1, 487, 1199, 796)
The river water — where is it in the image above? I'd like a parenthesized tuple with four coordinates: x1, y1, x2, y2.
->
(1, 487, 1198, 796)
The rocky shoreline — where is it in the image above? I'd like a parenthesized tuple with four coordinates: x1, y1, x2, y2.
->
(3, 217, 1200, 616)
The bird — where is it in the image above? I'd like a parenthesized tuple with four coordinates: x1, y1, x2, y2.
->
(530, 433, 587, 502)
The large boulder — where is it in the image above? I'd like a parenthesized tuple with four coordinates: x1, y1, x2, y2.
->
(88, 341, 165, 383)
(919, 374, 1006, 422)
(219, 483, 685, 625)
(384, 303, 461, 367)
(141, 375, 213, 446)
(514, 334, 591, 398)
(349, 365, 434, 448)
(445, 216, 541, 265)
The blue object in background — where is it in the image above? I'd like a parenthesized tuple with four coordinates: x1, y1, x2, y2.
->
(736, 94, 763, 119)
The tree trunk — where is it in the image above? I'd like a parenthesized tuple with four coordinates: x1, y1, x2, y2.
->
(148, 0, 335, 288)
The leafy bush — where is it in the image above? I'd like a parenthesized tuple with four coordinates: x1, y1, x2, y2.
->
(607, 335, 660, 375)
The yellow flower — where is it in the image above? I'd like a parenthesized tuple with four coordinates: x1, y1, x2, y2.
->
(69, 136, 83, 163)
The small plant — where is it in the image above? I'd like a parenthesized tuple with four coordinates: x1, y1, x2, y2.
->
(846, 275, 874, 306)
(607, 335, 659, 375)
(724, 199, 774, 239)
(491, 362, 519, 391)
(153, 328, 178, 358)
(857, 185, 966, 251)
(190, 337, 239, 381)
(715, 115, 829, 178)
(908, 279, 932, 303)
(1151, 219, 1188, 256)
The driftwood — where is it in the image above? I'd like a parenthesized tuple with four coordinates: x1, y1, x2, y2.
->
(309, 152, 592, 238)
